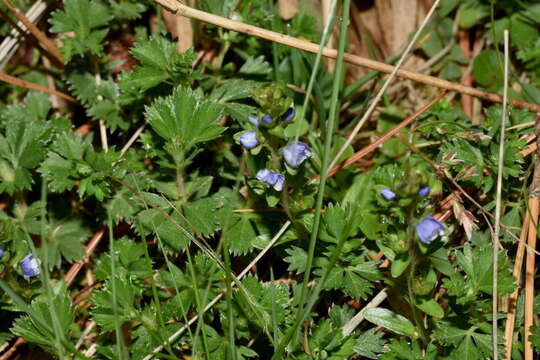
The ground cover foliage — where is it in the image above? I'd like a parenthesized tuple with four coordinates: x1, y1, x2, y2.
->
(0, 0, 539, 359)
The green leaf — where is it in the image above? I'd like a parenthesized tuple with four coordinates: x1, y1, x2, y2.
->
(364, 308, 418, 338)
(472, 50, 503, 91)
(0, 117, 51, 194)
(391, 254, 411, 278)
(458, 2, 488, 29)
(11, 282, 75, 351)
(353, 328, 387, 359)
(380, 338, 429, 360)
(145, 85, 224, 150)
(284, 246, 307, 274)
(110, 0, 146, 20)
(119, 36, 196, 96)
(91, 275, 142, 332)
(239, 56, 272, 76)
(49, 0, 111, 60)
(435, 321, 492, 359)
(415, 296, 444, 318)
(224, 214, 257, 255)
(39, 220, 90, 269)
(342, 269, 374, 299)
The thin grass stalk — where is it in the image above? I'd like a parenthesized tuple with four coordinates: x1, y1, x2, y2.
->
(131, 176, 197, 353)
(37, 182, 68, 359)
(273, 0, 350, 356)
(142, 221, 291, 359)
(492, 30, 509, 359)
(106, 212, 128, 360)
(295, 0, 349, 325)
(184, 241, 211, 358)
(272, 203, 357, 360)
(139, 229, 177, 357)
(327, 0, 442, 172)
(292, 0, 337, 144)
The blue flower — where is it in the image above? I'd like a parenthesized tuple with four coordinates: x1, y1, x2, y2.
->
(261, 115, 273, 125)
(418, 186, 430, 197)
(282, 107, 296, 121)
(415, 216, 444, 244)
(283, 141, 312, 168)
(239, 131, 259, 149)
(20, 254, 40, 278)
(0, 248, 4, 259)
(256, 169, 285, 191)
(380, 188, 397, 201)
(248, 115, 260, 127)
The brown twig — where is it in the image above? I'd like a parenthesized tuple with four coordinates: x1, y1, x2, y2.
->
(2, 0, 64, 67)
(153, 0, 540, 113)
(524, 115, 540, 360)
(0, 72, 76, 102)
(0, 339, 25, 360)
(326, 92, 447, 178)
(64, 229, 106, 286)
(504, 201, 531, 359)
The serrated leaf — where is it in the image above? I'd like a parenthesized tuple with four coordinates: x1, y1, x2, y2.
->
(353, 328, 387, 359)
(224, 215, 257, 255)
(145, 85, 224, 150)
(239, 56, 272, 76)
(11, 282, 74, 351)
(284, 246, 307, 274)
(364, 308, 418, 338)
(49, 0, 111, 60)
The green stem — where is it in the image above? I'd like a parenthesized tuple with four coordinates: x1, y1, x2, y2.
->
(274, 0, 348, 355)
(405, 204, 428, 346)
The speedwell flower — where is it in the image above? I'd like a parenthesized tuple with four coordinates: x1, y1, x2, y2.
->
(281, 107, 296, 121)
(380, 188, 397, 201)
(415, 216, 444, 244)
(0, 248, 3, 259)
(248, 115, 260, 127)
(239, 131, 259, 149)
(256, 169, 285, 191)
(283, 141, 312, 168)
(261, 115, 273, 125)
(20, 254, 40, 278)
(418, 186, 430, 197)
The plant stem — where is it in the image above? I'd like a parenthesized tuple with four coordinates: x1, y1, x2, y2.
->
(273, 0, 348, 356)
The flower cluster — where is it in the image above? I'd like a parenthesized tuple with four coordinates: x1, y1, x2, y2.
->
(238, 107, 313, 192)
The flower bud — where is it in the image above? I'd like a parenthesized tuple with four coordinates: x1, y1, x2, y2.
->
(281, 107, 296, 121)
